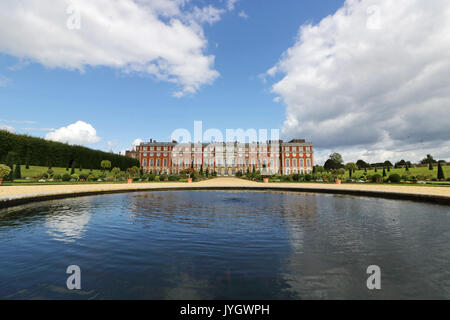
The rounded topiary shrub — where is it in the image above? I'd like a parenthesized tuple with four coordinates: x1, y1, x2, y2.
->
(372, 174, 382, 183)
(62, 173, 71, 182)
(388, 174, 401, 183)
(0, 164, 12, 179)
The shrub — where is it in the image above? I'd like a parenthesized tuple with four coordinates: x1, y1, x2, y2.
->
(437, 163, 445, 180)
(168, 175, 179, 181)
(388, 174, 401, 183)
(154, 176, 160, 182)
(372, 174, 382, 183)
(71, 174, 79, 181)
(148, 174, 156, 182)
(53, 174, 62, 181)
(0, 164, 11, 179)
(14, 163, 22, 179)
(305, 174, 312, 182)
(79, 174, 88, 181)
(62, 173, 71, 181)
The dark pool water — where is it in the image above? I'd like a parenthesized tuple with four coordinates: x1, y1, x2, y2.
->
(0, 191, 449, 300)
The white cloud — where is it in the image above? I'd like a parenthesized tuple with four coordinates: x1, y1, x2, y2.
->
(21, 127, 55, 132)
(226, 0, 238, 11)
(188, 5, 225, 25)
(0, 75, 11, 87)
(0, 125, 14, 132)
(107, 141, 118, 148)
(45, 121, 101, 145)
(0, 0, 224, 96)
(238, 11, 248, 20)
(269, 0, 450, 163)
(132, 138, 144, 148)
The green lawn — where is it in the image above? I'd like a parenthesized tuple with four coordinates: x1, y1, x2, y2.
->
(346, 166, 450, 180)
(14, 165, 113, 179)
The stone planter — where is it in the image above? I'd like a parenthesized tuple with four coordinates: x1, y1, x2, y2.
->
(127, 178, 133, 184)
(335, 179, 342, 184)
(0, 178, 3, 186)
(187, 178, 193, 183)
(263, 177, 269, 184)
(164, 178, 169, 182)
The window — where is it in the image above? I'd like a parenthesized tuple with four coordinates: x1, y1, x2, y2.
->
(285, 159, 290, 167)
(150, 159, 154, 166)
(307, 159, 311, 168)
(293, 159, 297, 168)
(163, 159, 167, 167)
(157, 159, 160, 167)
(143, 159, 147, 166)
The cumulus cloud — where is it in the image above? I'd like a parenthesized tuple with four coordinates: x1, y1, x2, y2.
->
(269, 0, 450, 163)
(188, 5, 225, 25)
(45, 121, 101, 145)
(0, 125, 14, 133)
(0, 0, 226, 96)
(132, 138, 144, 148)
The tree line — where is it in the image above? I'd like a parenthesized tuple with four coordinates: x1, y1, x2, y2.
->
(0, 129, 139, 171)
(319, 152, 446, 181)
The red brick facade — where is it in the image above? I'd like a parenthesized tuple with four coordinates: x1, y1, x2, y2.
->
(127, 139, 314, 176)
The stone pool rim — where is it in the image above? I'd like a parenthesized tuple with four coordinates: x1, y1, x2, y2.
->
(1, 184, 450, 209)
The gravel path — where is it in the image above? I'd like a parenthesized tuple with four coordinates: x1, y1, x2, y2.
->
(0, 178, 449, 206)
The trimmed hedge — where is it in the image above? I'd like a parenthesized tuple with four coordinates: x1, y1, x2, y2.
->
(0, 130, 139, 171)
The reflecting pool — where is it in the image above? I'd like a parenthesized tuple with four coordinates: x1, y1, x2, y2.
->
(0, 191, 449, 299)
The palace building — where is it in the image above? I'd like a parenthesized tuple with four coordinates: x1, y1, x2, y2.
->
(128, 138, 314, 176)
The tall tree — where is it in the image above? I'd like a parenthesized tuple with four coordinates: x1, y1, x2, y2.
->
(345, 163, 358, 179)
(421, 154, 437, 165)
(101, 160, 112, 175)
(329, 153, 344, 165)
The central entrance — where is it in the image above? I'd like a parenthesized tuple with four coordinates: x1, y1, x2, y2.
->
(218, 168, 236, 177)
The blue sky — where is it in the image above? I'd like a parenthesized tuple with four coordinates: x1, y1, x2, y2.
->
(1, 0, 450, 164)
(0, 0, 344, 153)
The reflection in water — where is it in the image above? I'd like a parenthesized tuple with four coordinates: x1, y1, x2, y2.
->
(45, 208, 92, 243)
(0, 191, 449, 299)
